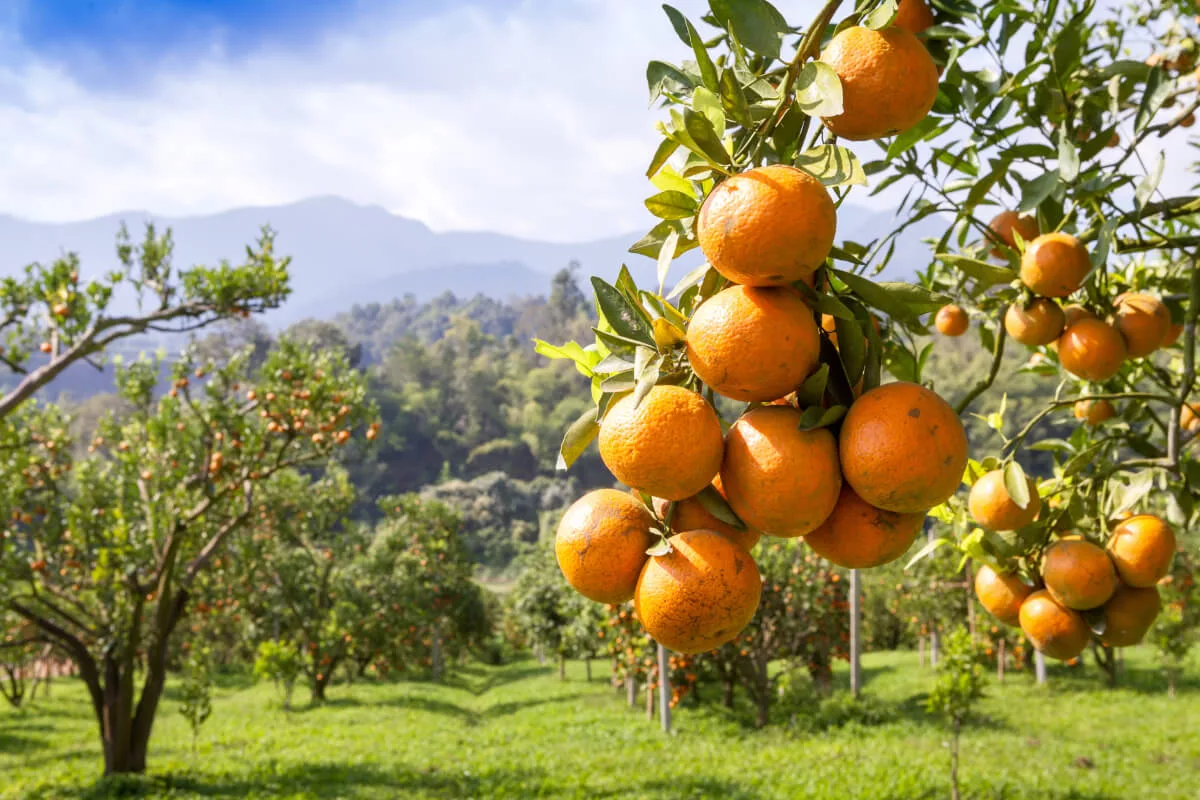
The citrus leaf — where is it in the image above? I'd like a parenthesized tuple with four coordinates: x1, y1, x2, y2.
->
(795, 62, 843, 118)
(667, 262, 711, 300)
(797, 404, 845, 431)
(645, 190, 699, 220)
(905, 536, 948, 570)
(835, 314, 866, 386)
(647, 60, 694, 104)
(794, 363, 830, 408)
(1003, 459, 1032, 510)
(1057, 128, 1080, 182)
(557, 407, 599, 471)
(794, 144, 866, 187)
(719, 68, 754, 127)
(935, 254, 1018, 288)
(696, 484, 745, 529)
(693, 87, 727, 138)
(592, 277, 656, 346)
(646, 137, 680, 179)
(652, 317, 686, 351)
(1135, 151, 1165, 211)
(709, 0, 786, 59)
(862, 0, 898, 30)
(656, 228, 681, 293)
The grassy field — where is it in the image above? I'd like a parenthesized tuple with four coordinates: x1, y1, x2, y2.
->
(3, 648, 1198, 799)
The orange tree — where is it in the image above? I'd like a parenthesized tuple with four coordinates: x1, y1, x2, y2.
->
(0, 224, 288, 420)
(885, 0, 1200, 673)
(0, 339, 375, 775)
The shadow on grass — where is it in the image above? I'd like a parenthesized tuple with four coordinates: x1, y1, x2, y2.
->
(440, 661, 551, 696)
(55, 762, 549, 800)
(592, 776, 761, 799)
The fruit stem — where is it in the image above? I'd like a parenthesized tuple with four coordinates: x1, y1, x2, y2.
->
(954, 315, 1007, 416)
(1003, 391, 1177, 459)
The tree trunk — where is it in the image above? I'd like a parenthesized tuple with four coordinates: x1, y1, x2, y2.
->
(929, 630, 940, 668)
(753, 659, 770, 729)
(431, 622, 443, 682)
(722, 676, 735, 709)
(1035, 650, 1047, 685)
(645, 679, 654, 721)
(626, 675, 636, 708)
(965, 562, 977, 639)
(611, 657, 620, 691)
(1167, 667, 1177, 698)
(657, 644, 671, 734)
(950, 716, 961, 800)
(997, 639, 1006, 683)
(849, 569, 862, 698)
(919, 636, 926, 668)
(558, 653, 566, 681)
(311, 675, 329, 703)
(585, 657, 592, 683)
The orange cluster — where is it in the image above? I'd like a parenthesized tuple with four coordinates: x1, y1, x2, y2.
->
(975, 514, 1176, 661)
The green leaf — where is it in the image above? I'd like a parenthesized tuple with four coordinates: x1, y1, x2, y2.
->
(660, 4, 692, 46)
(794, 144, 866, 187)
(629, 220, 699, 260)
(719, 68, 754, 127)
(647, 61, 694, 104)
(885, 116, 939, 160)
(1134, 67, 1169, 134)
(646, 537, 674, 557)
(656, 228, 681, 294)
(692, 87, 726, 138)
(1057, 128, 1079, 182)
(935, 254, 1018, 288)
(667, 262, 711, 300)
(862, 0, 898, 30)
(794, 62, 843, 118)
(533, 339, 600, 376)
(681, 108, 732, 166)
(557, 407, 599, 471)
(794, 363, 830, 408)
(646, 137, 680, 179)
(591, 277, 656, 346)
(1135, 151, 1165, 211)
(797, 405, 845, 431)
(1003, 460, 1031, 510)
(835, 315, 866, 386)
(645, 189, 699, 220)
(709, 0, 786, 59)
(833, 270, 947, 319)
(906, 537, 949, 570)
(695, 484, 745, 528)
(632, 355, 661, 408)
(1018, 171, 1061, 214)
(669, 8, 719, 93)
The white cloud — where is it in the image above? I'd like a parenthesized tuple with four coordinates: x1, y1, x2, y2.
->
(0, 0, 1193, 243)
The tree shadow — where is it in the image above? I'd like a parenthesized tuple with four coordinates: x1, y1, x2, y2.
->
(58, 762, 549, 799)
(0, 728, 50, 754)
(595, 776, 762, 799)
(440, 662, 551, 696)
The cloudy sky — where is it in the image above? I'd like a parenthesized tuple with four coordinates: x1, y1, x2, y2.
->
(0, 0, 1190, 243)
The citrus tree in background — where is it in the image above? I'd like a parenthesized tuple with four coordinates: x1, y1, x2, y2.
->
(0, 339, 375, 774)
(534, 0, 1199, 691)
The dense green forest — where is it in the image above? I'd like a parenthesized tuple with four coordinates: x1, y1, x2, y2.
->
(52, 265, 1063, 575)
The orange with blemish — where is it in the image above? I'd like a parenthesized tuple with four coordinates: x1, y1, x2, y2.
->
(555, 489, 656, 604)
(1041, 538, 1119, 610)
(1100, 584, 1161, 647)
(1019, 590, 1091, 661)
(803, 484, 926, 568)
(974, 564, 1033, 626)
(1107, 514, 1176, 588)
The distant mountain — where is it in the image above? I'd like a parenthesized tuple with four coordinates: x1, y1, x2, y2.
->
(0, 196, 949, 326)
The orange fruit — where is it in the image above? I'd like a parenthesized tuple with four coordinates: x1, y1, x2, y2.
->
(839, 381, 968, 514)
(974, 564, 1033, 626)
(721, 406, 842, 537)
(1100, 584, 1162, 647)
(697, 164, 836, 286)
(1161, 322, 1184, 347)
(1019, 233, 1091, 297)
(686, 285, 820, 402)
(652, 484, 761, 552)
(555, 489, 656, 604)
(820, 26, 939, 141)
(1041, 538, 1119, 610)
(634, 529, 762, 654)
(803, 484, 925, 568)
(1019, 590, 1091, 661)
(1005, 299, 1065, 346)
(599, 385, 723, 501)
(987, 211, 1039, 258)
(1182, 402, 1200, 432)
(1062, 304, 1097, 327)
(1057, 318, 1127, 382)
(892, 0, 936, 34)
(968, 469, 1041, 531)
(1073, 398, 1116, 426)
(1113, 293, 1171, 357)
(1107, 514, 1176, 588)
(935, 304, 969, 336)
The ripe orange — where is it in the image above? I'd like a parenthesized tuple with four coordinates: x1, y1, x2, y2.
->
(686, 285, 820, 402)
(634, 529, 762, 654)
(1100, 584, 1162, 647)
(1005, 299, 1065, 346)
(935, 304, 969, 336)
(1019, 233, 1091, 297)
(804, 484, 925, 568)
(720, 406, 842, 536)
(968, 469, 1040, 531)
(697, 164, 836, 286)
(987, 211, 1039, 258)
(1182, 402, 1200, 432)
(1062, 304, 1097, 328)
(892, 0, 936, 34)
(820, 26, 939, 141)
(1057, 318, 1127, 382)
(974, 564, 1033, 626)
(1073, 398, 1116, 426)
(599, 385, 723, 501)
(1019, 590, 1091, 661)
(652, 483, 761, 552)
(1107, 514, 1176, 588)
(1041, 538, 1119, 610)
(1161, 322, 1184, 347)
(1113, 293, 1171, 357)
(555, 490, 656, 604)
(839, 381, 968, 514)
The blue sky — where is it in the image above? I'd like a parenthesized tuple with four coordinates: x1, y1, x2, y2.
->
(0, 1, 1190, 242)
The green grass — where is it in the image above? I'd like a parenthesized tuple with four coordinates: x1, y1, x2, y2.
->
(3, 648, 1198, 799)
